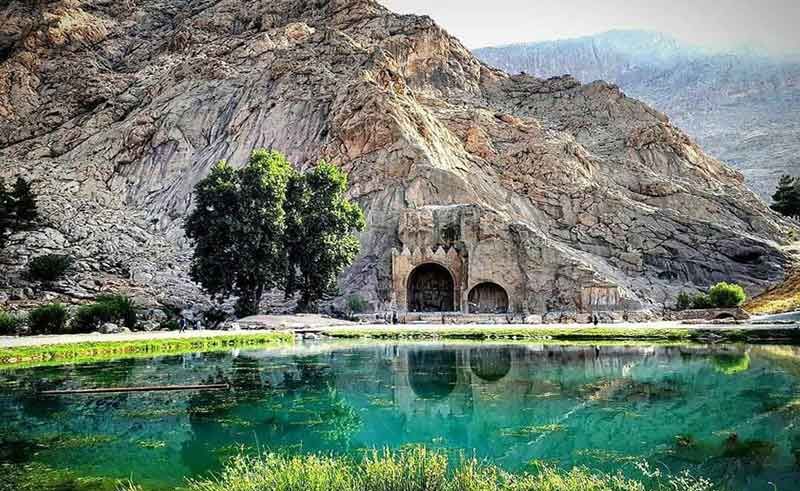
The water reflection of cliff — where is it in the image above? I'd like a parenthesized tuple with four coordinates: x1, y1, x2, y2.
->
(376, 345, 699, 408)
(1, 342, 771, 487)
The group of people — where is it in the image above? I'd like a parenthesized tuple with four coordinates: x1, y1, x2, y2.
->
(178, 317, 203, 332)
(374, 311, 399, 324)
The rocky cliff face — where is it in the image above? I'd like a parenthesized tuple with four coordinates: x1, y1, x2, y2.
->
(474, 30, 800, 200)
(0, 0, 795, 314)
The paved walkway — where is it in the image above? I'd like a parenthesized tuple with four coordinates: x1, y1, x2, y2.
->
(319, 320, 798, 332)
(2, 319, 798, 349)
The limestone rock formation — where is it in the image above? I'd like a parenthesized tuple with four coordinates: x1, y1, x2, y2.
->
(0, 0, 796, 315)
(474, 30, 800, 200)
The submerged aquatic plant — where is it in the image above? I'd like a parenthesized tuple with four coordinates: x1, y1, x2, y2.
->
(1, 461, 124, 491)
(317, 387, 362, 445)
(25, 432, 117, 450)
(136, 438, 167, 449)
(710, 353, 750, 375)
(721, 433, 775, 464)
(499, 424, 565, 437)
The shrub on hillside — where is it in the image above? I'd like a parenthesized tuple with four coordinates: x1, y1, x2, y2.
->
(690, 293, 713, 309)
(28, 303, 69, 334)
(708, 282, 747, 308)
(95, 294, 137, 328)
(73, 302, 115, 332)
(0, 311, 25, 335)
(675, 292, 692, 311)
(72, 295, 138, 332)
(346, 294, 368, 317)
(27, 254, 74, 282)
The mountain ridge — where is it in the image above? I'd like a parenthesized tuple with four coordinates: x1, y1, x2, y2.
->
(0, 1, 795, 315)
(474, 30, 800, 199)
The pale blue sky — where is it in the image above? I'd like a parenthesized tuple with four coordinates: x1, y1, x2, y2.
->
(379, 0, 800, 54)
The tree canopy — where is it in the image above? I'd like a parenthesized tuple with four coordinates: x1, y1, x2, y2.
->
(184, 150, 365, 316)
(284, 162, 366, 310)
(771, 174, 800, 218)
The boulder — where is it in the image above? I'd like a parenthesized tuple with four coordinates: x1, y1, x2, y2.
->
(99, 322, 130, 334)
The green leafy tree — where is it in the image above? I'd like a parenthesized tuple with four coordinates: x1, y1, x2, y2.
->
(708, 281, 747, 308)
(185, 150, 293, 316)
(771, 174, 800, 218)
(284, 162, 365, 310)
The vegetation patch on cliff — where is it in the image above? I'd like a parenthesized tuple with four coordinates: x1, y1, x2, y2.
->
(747, 268, 800, 315)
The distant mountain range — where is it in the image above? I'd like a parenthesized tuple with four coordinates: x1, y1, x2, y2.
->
(475, 30, 800, 200)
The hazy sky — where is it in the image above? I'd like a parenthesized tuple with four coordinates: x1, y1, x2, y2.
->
(379, 0, 800, 54)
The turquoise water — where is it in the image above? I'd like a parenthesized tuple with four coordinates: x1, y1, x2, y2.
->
(2, 342, 800, 489)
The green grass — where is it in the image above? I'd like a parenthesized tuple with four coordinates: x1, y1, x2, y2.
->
(0, 333, 294, 369)
(181, 447, 716, 491)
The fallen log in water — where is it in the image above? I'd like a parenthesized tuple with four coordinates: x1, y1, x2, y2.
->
(39, 384, 230, 395)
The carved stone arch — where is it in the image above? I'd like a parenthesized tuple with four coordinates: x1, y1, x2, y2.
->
(407, 262, 456, 312)
(467, 282, 509, 313)
(392, 244, 464, 313)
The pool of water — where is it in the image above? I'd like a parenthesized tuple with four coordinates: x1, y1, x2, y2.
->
(2, 341, 800, 490)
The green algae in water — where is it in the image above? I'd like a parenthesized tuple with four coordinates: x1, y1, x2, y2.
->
(500, 423, 566, 437)
(711, 353, 751, 375)
(1, 343, 800, 490)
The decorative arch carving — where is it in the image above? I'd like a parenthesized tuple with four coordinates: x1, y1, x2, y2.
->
(392, 245, 464, 312)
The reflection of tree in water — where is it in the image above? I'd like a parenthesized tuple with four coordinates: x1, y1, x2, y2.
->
(1, 364, 136, 473)
(408, 349, 458, 400)
(179, 355, 360, 476)
(76, 357, 138, 387)
(469, 347, 511, 382)
(711, 353, 750, 375)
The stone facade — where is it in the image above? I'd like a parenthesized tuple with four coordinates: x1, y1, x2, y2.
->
(580, 284, 622, 312)
(391, 245, 465, 313)
(390, 205, 634, 315)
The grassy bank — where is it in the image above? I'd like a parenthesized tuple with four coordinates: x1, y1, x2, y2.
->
(747, 268, 800, 314)
(0, 332, 294, 369)
(325, 325, 800, 344)
(141, 447, 714, 491)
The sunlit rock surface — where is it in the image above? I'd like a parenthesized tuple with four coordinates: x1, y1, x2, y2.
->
(0, 0, 795, 313)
